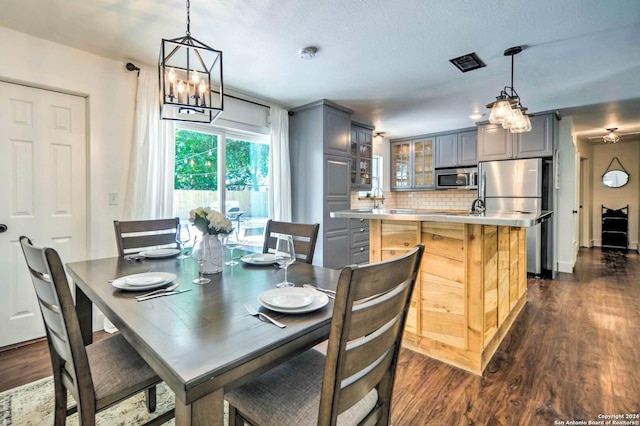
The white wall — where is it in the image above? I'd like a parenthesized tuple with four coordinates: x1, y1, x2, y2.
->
(0, 26, 137, 260)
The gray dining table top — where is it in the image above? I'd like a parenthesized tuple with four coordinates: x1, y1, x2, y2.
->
(66, 254, 340, 409)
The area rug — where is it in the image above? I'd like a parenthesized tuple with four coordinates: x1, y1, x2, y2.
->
(0, 376, 179, 425)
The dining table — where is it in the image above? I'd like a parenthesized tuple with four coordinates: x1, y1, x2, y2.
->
(66, 252, 341, 426)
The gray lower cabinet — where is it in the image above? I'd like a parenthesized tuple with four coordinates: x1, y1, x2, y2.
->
(289, 99, 353, 269)
(477, 113, 557, 161)
(350, 218, 369, 264)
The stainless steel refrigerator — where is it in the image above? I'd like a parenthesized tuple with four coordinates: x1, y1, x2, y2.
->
(478, 158, 553, 277)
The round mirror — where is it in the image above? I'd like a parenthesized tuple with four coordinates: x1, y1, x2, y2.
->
(602, 170, 629, 188)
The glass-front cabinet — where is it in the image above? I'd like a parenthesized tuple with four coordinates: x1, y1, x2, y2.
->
(350, 123, 374, 190)
(391, 138, 434, 190)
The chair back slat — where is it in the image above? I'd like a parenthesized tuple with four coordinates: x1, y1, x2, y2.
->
(342, 315, 403, 379)
(262, 220, 320, 264)
(318, 244, 424, 426)
(347, 281, 411, 340)
(19, 236, 95, 414)
(337, 348, 395, 414)
(114, 217, 180, 256)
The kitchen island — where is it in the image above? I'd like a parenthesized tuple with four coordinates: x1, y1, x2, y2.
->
(330, 208, 552, 374)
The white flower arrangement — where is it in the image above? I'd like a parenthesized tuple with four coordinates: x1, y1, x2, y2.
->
(189, 207, 233, 235)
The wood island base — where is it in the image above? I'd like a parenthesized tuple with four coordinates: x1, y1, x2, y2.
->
(369, 219, 528, 375)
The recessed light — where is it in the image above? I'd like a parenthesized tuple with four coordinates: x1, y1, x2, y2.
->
(469, 113, 485, 121)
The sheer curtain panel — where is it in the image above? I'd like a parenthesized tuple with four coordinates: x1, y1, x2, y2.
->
(124, 68, 175, 219)
(268, 107, 292, 221)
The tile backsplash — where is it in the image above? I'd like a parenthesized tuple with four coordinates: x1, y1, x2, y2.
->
(351, 190, 477, 211)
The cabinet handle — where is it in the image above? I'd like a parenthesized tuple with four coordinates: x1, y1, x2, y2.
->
(0, 224, 6, 233)
(404, 242, 409, 247)
(360, 228, 364, 232)
(360, 247, 364, 252)
(359, 218, 365, 222)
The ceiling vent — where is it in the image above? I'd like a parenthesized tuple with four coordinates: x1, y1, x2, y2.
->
(449, 52, 486, 73)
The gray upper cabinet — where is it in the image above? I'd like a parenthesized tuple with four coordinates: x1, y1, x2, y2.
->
(289, 99, 353, 269)
(350, 122, 374, 190)
(435, 130, 477, 168)
(458, 130, 478, 165)
(435, 133, 458, 168)
(477, 113, 557, 161)
(477, 124, 513, 161)
(514, 114, 554, 158)
(390, 137, 435, 190)
(324, 106, 352, 156)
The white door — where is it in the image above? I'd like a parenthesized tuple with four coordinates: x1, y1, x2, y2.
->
(0, 82, 87, 347)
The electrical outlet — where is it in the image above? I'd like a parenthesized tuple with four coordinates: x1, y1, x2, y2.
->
(109, 192, 119, 205)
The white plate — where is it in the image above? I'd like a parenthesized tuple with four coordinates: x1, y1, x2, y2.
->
(241, 253, 277, 265)
(112, 272, 177, 291)
(259, 288, 315, 309)
(259, 288, 330, 314)
(139, 248, 181, 258)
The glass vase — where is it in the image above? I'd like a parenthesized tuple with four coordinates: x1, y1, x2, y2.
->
(200, 233, 224, 274)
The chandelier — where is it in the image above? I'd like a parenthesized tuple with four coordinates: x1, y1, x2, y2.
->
(603, 128, 620, 144)
(159, 0, 223, 123)
(486, 46, 531, 133)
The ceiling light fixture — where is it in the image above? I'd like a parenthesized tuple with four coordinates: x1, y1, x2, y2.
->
(159, 0, 223, 123)
(486, 46, 531, 133)
(299, 46, 318, 60)
(603, 128, 620, 144)
(373, 131, 385, 142)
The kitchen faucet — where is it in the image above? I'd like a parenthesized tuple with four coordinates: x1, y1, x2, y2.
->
(371, 187, 384, 209)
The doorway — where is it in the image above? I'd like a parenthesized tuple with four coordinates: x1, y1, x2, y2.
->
(0, 81, 87, 347)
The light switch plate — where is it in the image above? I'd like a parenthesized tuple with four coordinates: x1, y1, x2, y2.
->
(109, 192, 119, 205)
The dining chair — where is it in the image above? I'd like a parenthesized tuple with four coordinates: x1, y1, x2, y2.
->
(19, 236, 174, 426)
(225, 244, 425, 426)
(113, 217, 180, 256)
(262, 219, 320, 264)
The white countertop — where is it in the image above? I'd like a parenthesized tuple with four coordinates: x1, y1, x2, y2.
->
(330, 209, 553, 227)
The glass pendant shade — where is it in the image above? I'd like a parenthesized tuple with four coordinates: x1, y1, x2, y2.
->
(501, 107, 519, 129)
(489, 98, 513, 124)
(510, 112, 532, 133)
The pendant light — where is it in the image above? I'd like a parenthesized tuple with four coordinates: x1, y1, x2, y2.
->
(603, 128, 620, 144)
(159, 0, 224, 123)
(487, 46, 532, 133)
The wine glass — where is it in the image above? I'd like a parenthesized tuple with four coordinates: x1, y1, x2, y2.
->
(175, 223, 191, 260)
(224, 230, 240, 266)
(191, 235, 211, 284)
(274, 234, 296, 288)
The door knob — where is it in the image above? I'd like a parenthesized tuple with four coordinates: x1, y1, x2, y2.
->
(0, 224, 7, 233)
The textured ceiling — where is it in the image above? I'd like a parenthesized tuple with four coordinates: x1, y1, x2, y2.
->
(2, 0, 640, 141)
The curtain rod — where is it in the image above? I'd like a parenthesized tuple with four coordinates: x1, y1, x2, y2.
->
(126, 62, 270, 110)
(212, 90, 271, 110)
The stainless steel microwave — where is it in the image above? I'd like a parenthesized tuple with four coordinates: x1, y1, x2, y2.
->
(435, 167, 478, 190)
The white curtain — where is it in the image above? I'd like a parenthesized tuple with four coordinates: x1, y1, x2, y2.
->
(123, 68, 175, 220)
(268, 107, 292, 221)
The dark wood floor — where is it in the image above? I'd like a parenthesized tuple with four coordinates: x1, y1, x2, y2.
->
(1, 248, 639, 425)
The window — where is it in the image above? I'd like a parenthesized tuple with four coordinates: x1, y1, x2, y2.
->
(371, 155, 383, 191)
(359, 155, 383, 196)
(173, 124, 269, 251)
